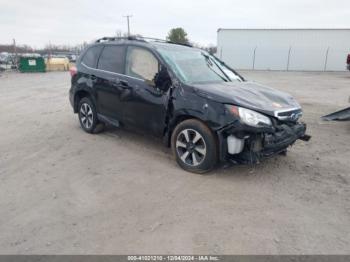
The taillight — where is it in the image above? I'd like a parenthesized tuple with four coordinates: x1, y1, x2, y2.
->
(347, 54, 350, 64)
(69, 66, 77, 77)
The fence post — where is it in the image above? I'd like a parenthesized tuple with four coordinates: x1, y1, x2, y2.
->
(324, 47, 329, 71)
(252, 46, 257, 70)
(286, 46, 292, 71)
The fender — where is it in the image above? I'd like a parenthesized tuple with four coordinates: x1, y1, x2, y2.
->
(163, 84, 236, 147)
(170, 84, 236, 130)
(72, 84, 97, 113)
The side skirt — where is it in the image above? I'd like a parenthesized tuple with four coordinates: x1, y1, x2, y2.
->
(97, 114, 120, 128)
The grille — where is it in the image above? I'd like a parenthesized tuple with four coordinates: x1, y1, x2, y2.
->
(276, 108, 302, 121)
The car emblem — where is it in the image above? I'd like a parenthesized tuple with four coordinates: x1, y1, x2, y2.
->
(290, 112, 300, 121)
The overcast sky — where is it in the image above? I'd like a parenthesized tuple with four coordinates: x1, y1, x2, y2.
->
(1, 0, 349, 48)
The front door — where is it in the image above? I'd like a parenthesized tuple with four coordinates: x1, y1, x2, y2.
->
(121, 46, 169, 136)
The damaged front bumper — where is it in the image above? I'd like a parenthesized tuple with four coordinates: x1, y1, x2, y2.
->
(217, 121, 311, 164)
(262, 123, 310, 156)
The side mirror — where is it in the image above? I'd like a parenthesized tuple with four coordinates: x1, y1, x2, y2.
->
(155, 66, 171, 91)
(145, 79, 156, 87)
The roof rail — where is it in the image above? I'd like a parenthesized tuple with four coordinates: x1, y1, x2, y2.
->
(140, 37, 168, 43)
(95, 36, 193, 47)
(142, 37, 193, 47)
(95, 36, 144, 43)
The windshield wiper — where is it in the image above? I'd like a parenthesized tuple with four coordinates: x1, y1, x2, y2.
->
(212, 55, 245, 82)
(202, 53, 229, 82)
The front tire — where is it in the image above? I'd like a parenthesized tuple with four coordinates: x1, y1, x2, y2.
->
(171, 119, 218, 174)
(78, 97, 104, 134)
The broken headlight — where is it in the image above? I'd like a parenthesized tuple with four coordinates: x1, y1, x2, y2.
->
(226, 105, 272, 127)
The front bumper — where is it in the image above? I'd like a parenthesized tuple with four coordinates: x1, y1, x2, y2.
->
(262, 122, 307, 156)
(218, 121, 310, 164)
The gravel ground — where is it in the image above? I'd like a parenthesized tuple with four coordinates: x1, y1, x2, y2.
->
(0, 70, 349, 254)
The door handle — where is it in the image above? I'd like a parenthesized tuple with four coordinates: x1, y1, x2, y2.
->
(113, 78, 130, 89)
(119, 79, 129, 88)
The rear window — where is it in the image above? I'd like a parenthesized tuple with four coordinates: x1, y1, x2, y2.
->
(81, 46, 103, 68)
(97, 45, 125, 73)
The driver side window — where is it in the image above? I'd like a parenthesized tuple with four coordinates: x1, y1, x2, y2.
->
(125, 46, 159, 82)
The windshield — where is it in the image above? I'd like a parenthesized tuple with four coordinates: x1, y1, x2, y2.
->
(156, 45, 242, 84)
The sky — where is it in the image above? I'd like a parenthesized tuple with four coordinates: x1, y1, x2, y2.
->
(1, 0, 350, 48)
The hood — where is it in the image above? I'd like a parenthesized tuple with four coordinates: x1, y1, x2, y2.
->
(192, 81, 301, 117)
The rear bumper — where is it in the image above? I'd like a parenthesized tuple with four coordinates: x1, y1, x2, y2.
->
(218, 121, 310, 164)
(69, 88, 74, 109)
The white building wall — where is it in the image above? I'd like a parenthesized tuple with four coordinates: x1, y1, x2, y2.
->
(217, 29, 350, 71)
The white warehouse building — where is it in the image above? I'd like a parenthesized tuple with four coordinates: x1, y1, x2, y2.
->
(217, 28, 350, 71)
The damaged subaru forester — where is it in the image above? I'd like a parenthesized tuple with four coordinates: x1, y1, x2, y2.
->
(69, 36, 310, 173)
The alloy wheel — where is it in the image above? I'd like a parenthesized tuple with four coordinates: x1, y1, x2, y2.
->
(80, 103, 93, 129)
(176, 129, 207, 166)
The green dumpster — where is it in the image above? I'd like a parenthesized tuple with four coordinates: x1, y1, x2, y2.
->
(19, 56, 46, 72)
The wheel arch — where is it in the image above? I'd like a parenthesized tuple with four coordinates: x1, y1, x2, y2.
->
(73, 90, 93, 113)
(165, 113, 219, 148)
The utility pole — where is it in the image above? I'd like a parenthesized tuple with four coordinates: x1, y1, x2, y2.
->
(13, 39, 17, 68)
(49, 40, 52, 59)
(123, 15, 133, 36)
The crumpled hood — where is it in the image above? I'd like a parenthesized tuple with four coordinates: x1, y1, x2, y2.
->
(192, 81, 301, 117)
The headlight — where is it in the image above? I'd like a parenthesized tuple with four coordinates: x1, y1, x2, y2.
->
(226, 105, 272, 127)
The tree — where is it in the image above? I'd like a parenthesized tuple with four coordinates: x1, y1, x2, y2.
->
(206, 45, 217, 55)
(115, 30, 128, 37)
(166, 28, 189, 44)
(191, 42, 217, 55)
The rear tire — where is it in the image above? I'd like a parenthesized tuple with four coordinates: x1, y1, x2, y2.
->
(78, 97, 104, 134)
(171, 119, 218, 174)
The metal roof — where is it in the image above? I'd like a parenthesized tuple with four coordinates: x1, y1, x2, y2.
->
(217, 28, 350, 32)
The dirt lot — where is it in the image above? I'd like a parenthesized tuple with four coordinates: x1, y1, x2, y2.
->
(0, 70, 349, 254)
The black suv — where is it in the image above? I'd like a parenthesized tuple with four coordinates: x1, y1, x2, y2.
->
(69, 36, 310, 173)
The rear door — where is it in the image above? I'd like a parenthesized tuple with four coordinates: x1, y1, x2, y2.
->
(94, 44, 126, 121)
(121, 45, 169, 136)
(78, 45, 103, 100)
